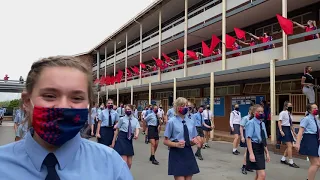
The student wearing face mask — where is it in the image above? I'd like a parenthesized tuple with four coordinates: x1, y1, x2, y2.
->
(239, 106, 254, 174)
(164, 97, 200, 179)
(141, 107, 147, 135)
(96, 99, 119, 147)
(245, 104, 270, 180)
(145, 105, 161, 165)
(202, 105, 214, 148)
(158, 105, 165, 133)
(230, 104, 241, 155)
(194, 105, 209, 160)
(14, 102, 25, 141)
(295, 103, 320, 180)
(117, 103, 125, 118)
(278, 101, 299, 168)
(90, 102, 98, 137)
(112, 104, 140, 169)
(0, 56, 133, 179)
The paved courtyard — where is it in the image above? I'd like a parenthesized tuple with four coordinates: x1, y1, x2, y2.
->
(0, 122, 318, 180)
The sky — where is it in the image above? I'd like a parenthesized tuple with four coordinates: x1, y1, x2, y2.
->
(0, 0, 154, 101)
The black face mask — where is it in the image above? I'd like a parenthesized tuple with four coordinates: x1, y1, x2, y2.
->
(235, 108, 239, 111)
(206, 107, 210, 110)
(287, 107, 293, 112)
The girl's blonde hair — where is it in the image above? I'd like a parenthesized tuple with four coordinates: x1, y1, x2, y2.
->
(173, 97, 188, 115)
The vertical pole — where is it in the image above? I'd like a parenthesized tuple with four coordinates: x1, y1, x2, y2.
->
(104, 46, 107, 102)
(173, 78, 177, 101)
(139, 24, 143, 85)
(149, 83, 152, 105)
(97, 92, 100, 106)
(106, 88, 109, 100)
(97, 51, 100, 79)
(117, 89, 119, 107)
(125, 33, 128, 87)
(114, 41, 117, 77)
(282, 0, 288, 60)
(131, 85, 134, 105)
(158, 9, 162, 81)
(183, 0, 188, 77)
(270, 59, 276, 142)
(210, 72, 215, 139)
(222, 0, 226, 70)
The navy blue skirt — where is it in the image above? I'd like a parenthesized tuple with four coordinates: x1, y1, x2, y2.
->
(246, 143, 265, 170)
(148, 126, 159, 140)
(299, 134, 319, 157)
(202, 120, 212, 131)
(231, 124, 240, 135)
(98, 127, 114, 146)
(114, 131, 134, 156)
(240, 130, 247, 148)
(279, 126, 294, 143)
(168, 146, 200, 176)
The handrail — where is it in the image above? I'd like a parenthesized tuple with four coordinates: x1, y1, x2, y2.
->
(0, 79, 25, 83)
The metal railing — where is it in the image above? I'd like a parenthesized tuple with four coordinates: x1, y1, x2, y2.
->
(291, 94, 307, 114)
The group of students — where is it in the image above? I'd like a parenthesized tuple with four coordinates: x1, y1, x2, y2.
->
(0, 106, 5, 125)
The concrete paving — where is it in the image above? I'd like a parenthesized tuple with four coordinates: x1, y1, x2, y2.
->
(0, 124, 319, 180)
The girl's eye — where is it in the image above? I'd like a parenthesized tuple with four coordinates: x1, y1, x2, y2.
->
(73, 97, 84, 101)
(43, 94, 56, 99)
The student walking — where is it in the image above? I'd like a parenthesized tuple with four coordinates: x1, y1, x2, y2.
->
(230, 104, 241, 155)
(202, 105, 213, 148)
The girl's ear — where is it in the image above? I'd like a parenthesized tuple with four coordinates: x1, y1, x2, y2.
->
(21, 91, 32, 113)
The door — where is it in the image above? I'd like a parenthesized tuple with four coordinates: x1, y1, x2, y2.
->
(163, 99, 168, 113)
(276, 94, 290, 115)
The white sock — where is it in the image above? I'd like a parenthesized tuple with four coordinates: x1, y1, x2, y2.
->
(289, 159, 293, 164)
(233, 148, 237, 152)
(281, 156, 286, 161)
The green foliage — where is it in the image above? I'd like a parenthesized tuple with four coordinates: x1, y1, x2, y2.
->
(0, 100, 10, 107)
(8, 99, 20, 108)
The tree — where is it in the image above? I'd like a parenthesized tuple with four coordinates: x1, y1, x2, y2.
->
(8, 99, 20, 108)
(0, 100, 10, 107)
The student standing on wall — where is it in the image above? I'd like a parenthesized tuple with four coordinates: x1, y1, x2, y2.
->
(202, 104, 214, 148)
(301, 66, 316, 104)
(230, 104, 241, 155)
(278, 101, 299, 168)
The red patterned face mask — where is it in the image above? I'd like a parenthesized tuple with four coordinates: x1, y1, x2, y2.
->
(32, 106, 88, 146)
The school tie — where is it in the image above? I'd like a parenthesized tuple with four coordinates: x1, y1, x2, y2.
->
(207, 110, 209, 120)
(288, 112, 292, 126)
(260, 122, 267, 147)
(43, 153, 60, 180)
(128, 118, 132, 140)
(182, 120, 191, 147)
(200, 113, 203, 126)
(156, 115, 160, 127)
(314, 118, 320, 144)
(108, 110, 112, 127)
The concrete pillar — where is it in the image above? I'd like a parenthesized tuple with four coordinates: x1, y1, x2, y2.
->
(125, 33, 128, 87)
(270, 59, 276, 142)
(149, 83, 152, 105)
(282, 0, 288, 60)
(97, 92, 100, 105)
(131, 85, 134, 105)
(97, 51, 100, 79)
(114, 41, 117, 76)
(106, 88, 109, 101)
(117, 88, 119, 107)
(183, 0, 188, 77)
(173, 78, 177, 101)
(210, 72, 215, 139)
(221, 0, 226, 70)
(104, 46, 107, 101)
(158, 10, 162, 81)
(139, 24, 143, 85)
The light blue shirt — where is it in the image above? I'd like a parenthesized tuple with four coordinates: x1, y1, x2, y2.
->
(98, 109, 119, 127)
(240, 115, 250, 128)
(145, 109, 153, 117)
(0, 108, 4, 117)
(16, 122, 28, 138)
(0, 131, 133, 180)
(117, 107, 125, 117)
(164, 115, 198, 142)
(89, 108, 97, 125)
(97, 108, 103, 117)
(194, 112, 204, 127)
(167, 108, 175, 119)
(300, 114, 320, 134)
(134, 109, 138, 119)
(14, 109, 24, 124)
(145, 112, 158, 126)
(117, 115, 140, 133)
(245, 118, 267, 143)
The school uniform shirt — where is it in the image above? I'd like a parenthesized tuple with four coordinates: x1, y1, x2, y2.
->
(230, 110, 241, 128)
(194, 112, 204, 127)
(90, 108, 97, 125)
(202, 109, 213, 120)
(117, 116, 140, 133)
(97, 108, 103, 117)
(0, 108, 4, 117)
(164, 116, 198, 141)
(16, 122, 28, 138)
(116, 107, 125, 117)
(145, 112, 158, 126)
(279, 110, 293, 126)
(157, 108, 165, 118)
(14, 109, 24, 124)
(167, 108, 175, 120)
(240, 115, 250, 128)
(300, 114, 320, 134)
(145, 109, 153, 117)
(98, 109, 119, 127)
(134, 109, 138, 119)
(245, 118, 267, 143)
(141, 110, 146, 119)
(0, 131, 133, 180)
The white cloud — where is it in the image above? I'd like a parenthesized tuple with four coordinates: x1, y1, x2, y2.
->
(0, 0, 152, 101)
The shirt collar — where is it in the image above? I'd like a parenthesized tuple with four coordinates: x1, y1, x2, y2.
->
(254, 118, 262, 124)
(25, 131, 82, 172)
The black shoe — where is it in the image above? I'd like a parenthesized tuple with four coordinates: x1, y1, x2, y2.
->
(195, 153, 199, 157)
(235, 150, 240, 155)
(281, 160, 289, 165)
(289, 163, 299, 168)
(205, 144, 210, 148)
(233, 151, 238, 155)
(152, 159, 159, 165)
(198, 155, 204, 160)
(246, 168, 254, 172)
(241, 167, 247, 175)
(149, 156, 152, 161)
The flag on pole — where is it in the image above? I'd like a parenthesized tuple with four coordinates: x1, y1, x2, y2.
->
(116, 70, 123, 83)
(210, 35, 221, 52)
(126, 68, 132, 77)
(131, 66, 140, 75)
(187, 50, 198, 60)
(234, 28, 246, 40)
(162, 53, 171, 62)
(276, 14, 293, 35)
(139, 62, 146, 69)
(94, 78, 100, 84)
(152, 57, 164, 67)
(177, 50, 184, 64)
(226, 34, 236, 49)
(202, 41, 211, 57)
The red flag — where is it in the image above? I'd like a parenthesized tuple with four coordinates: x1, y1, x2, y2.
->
(187, 50, 198, 60)
(105, 76, 110, 85)
(202, 41, 211, 57)
(130, 66, 140, 74)
(99, 76, 106, 85)
(152, 57, 164, 67)
(226, 34, 236, 49)
(162, 53, 171, 62)
(234, 28, 246, 40)
(139, 62, 146, 69)
(116, 70, 123, 83)
(94, 78, 100, 84)
(210, 35, 221, 52)
(177, 50, 184, 64)
(276, 14, 293, 35)
(126, 68, 132, 77)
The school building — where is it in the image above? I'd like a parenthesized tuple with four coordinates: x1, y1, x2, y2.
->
(76, 0, 320, 142)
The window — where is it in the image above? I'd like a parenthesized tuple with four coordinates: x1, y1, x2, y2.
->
(280, 81, 292, 91)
